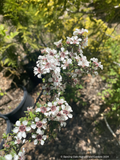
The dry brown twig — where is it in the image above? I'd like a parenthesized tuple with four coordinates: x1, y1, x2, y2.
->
(101, 114, 120, 145)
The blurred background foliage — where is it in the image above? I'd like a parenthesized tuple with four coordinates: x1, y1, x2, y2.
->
(0, 0, 120, 124)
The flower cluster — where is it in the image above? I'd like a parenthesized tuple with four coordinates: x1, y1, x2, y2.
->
(34, 28, 103, 96)
(0, 28, 103, 160)
(36, 97, 73, 127)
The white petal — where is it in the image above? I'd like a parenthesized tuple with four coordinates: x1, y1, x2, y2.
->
(68, 113, 73, 118)
(36, 108, 40, 112)
(44, 112, 49, 116)
(23, 139, 26, 144)
(18, 151, 22, 157)
(42, 125, 47, 130)
(34, 139, 38, 145)
(13, 127, 19, 133)
(31, 124, 36, 129)
(35, 117, 39, 122)
(22, 120, 28, 126)
(32, 134, 37, 138)
(5, 154, 12, 160)
(16, 121, 21, 126)
(53, 101, 57, 105)
(17, 132, 22, 139)
(42, 135, 47, 140)
(22, 132, 26, 138)
(41, 140, 44, 145)
(48, 102, 52, 107)
(42, 118, 47, 123)
(61, 105, 65, 110)
(14, 154, 19, 160)
(60, 122, 66, 127)
(36, 129, 44, 135)
(26, 126, 31, 131)
(47, 107, 51, 111)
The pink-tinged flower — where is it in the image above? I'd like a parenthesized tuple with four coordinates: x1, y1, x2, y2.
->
(3, 143, 10, 148)
(90, 57, 103, 70)
(54, 111, 68, 121)
(41, 48, 48, 54)
(36, 106, 50, 114)
(59, 47, 69, 61)
(66, 36, 82, 45)
(18, 148, 25, 160)
(48, 105, 60, 117)
(61, 105, 73, 118)
(32, 130, 47, 145)
(61, 58, 72, 70)
(27, 106, 33, 111)
(14, 136, 26, 145)
(82, 37, 88, 48)
(31, 118, 47, 130)
(78, 53, 89, 67)
(54, 39, 62, 48)
(14, 138, 22, 145)
(73, 28, 88, 36)
(40, 107, 48, 113)
(56, 98, 65, 105)
(13, 120, 31, 140)
(34, 66, 43, 78)
(78, 46, 83, 54)
(47, 48, 57, 56)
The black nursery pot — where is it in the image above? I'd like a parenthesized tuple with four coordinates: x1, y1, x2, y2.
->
(2, 86, 34, 124)
(0, 114, 12, 150)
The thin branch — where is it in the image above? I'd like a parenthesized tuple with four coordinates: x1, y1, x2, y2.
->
(40, 35, 47, 47)
(33, 89, 43, 109)
(1, 89, 14, 101)
(103, 116, 120, 145)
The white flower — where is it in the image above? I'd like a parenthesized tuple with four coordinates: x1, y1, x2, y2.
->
(66, 36, 82, 45)
(48, 102, 52, 107)
(32, 131, 47, 146)
(34, 67, 42, 78)
(36, 106, 50, 114)
(54, 111, 68, 121)
(18, 148, 25, 160)
(35, 117, 39, 122)
(54, 39, 62, 47)
(61, 105, 73, 118)
(13, 120, 31, 140)
(14, 154, 19, 160)
(73, 28, 88, 36)
(78, 53, 89, 67)
(4, 154, 12, 160)
(90, 57, 103, 69)
(31, 121, 36, 129)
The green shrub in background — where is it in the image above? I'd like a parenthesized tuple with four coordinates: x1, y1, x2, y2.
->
(1, 0, 119, 73)
(0, 24, 19, 76)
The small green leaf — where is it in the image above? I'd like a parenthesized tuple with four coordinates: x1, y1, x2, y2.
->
(79, 84, 83, 89)
(0, 156, 6, 160)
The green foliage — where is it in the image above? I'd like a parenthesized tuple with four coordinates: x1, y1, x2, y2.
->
(0, 157, 6, 160)
(0, 24, 20, 77)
